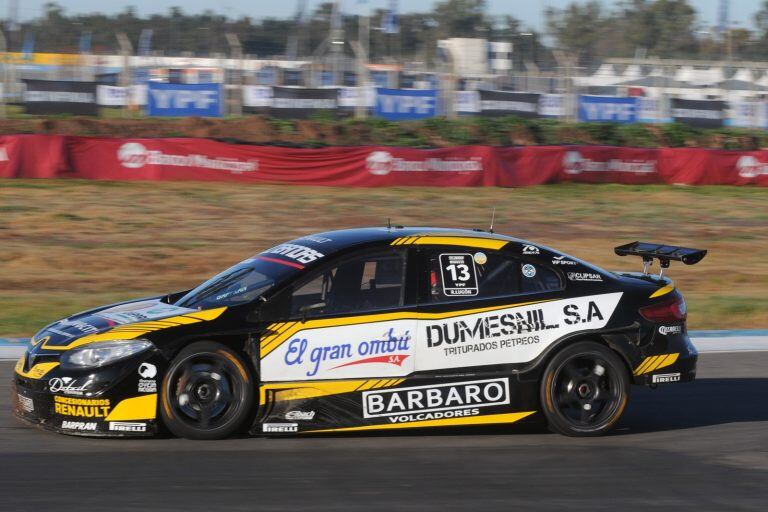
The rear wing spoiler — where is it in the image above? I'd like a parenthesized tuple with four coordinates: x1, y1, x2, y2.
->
(614, 242, 707, 276)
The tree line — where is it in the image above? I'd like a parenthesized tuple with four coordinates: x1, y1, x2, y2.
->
(6, 0, 768, 69)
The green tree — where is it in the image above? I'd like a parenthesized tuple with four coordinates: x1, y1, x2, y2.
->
(545, 1, 606, 65)
(433, 0, 491, 38)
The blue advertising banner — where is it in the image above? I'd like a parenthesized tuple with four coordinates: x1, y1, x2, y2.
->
(578, 95, 637, 123)
(375, 88, 438, 120)
(147, 82, 222, 117)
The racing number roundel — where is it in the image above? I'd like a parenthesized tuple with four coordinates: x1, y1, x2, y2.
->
(439, 254, 478, 297)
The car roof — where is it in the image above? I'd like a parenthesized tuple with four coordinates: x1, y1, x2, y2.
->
(285, 227, 529, 258)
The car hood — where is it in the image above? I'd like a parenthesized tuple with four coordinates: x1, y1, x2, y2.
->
(33, 299, 197, 349)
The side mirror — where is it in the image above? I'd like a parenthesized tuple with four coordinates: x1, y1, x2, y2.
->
(299, 301, 326, 322)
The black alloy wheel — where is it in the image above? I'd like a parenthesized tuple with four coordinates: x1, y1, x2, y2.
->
(540, 341, 629, 436)
(161, 341, 254, 440)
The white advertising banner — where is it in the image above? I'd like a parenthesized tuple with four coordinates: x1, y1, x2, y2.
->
(539, 94, 566, 117)
(242, 85, 273, 107)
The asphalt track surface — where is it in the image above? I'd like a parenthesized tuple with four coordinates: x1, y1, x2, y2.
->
(2, 353, 767, 512)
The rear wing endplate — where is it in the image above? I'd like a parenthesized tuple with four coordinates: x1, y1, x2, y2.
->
(615, 241, 707, 276)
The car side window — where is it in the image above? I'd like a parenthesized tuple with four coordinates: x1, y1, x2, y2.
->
(425, 249, 561, 303)
(290, 250, 406, 317)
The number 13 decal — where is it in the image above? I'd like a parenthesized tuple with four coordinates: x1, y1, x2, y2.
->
(439, 254, 479, 296)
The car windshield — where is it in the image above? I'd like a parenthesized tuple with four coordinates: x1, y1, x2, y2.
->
(175, 257, 300, 309)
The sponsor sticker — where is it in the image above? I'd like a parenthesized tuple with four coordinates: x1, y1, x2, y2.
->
(263, 423, 298, 433)
(417, 293, 622, 372)
(48, 377, 91, 396)
(138, 363, 157, 378)
(138, 380, 157, 393)
(262, 243, 324, 265)
(61, 421, 97, 431)
(117, 142, 258, 173)
(138, 362, 158, 392)
(567, 272, 603, 282)
(97, 302, 194, 325)
(652, 373, 681, 383)
(17, 394, 34, 413)
(54, 396, 110, 418)
(522, 244, 540, 255)
(109, 421, 147, 432)
(263, 318, 417, 381)
(473, 252, 487, 265)
(658, 325, 682, 335)
(439, 253, 479, 296)
(522, 264, 536, 278)
(285, 410, 316, 421)
(363, 378, 510, 423)
(365, 150, 483, 175)
(552, 256, 578, 266)
(283, 327, 411, 378)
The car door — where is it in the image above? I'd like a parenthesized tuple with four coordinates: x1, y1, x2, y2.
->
(413, 244, 564, 374)
(259, 246, 421, 382)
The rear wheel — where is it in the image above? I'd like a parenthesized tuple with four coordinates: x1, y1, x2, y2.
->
(540, 341, 629, 437)
(160, 341, 254, 440)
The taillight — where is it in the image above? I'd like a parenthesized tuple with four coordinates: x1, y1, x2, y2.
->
(640, 296, 687, 323)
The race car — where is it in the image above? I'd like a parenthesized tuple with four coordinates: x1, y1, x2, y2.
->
(12, 228, 705, 439)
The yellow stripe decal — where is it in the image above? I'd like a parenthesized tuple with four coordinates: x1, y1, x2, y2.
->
(650, 284, 675, 299)
(105, 394, 158, 421)
(304, 411, 536, 433)
(184, 307, 227, 321)
(634, 353, 680, 375)
(633, 356, 658, 376)
(411, 236, 508, 250)
(259, 298, 553, 359)
(651, 353, 679, 372)
(260, 378, 404, 404)
(645, 355, 669, 373)
(14, 358, 59, 380)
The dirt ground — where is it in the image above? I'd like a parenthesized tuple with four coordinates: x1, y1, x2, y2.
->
(0, 180, 765, 335)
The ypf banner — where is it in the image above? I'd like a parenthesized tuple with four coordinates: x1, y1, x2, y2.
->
(147, 82, 222, 117)
(578, 96, 637, 123)
(374, 88, 438, 121)
(22, 79, 98, 116)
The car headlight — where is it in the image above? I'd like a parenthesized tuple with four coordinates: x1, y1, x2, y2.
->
(60, 339, 154, 369)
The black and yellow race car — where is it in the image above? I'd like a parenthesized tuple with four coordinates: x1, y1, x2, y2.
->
(12, 228, 705, 439)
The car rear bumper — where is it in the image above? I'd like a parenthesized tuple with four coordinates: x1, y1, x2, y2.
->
(633, 333, 697, 385)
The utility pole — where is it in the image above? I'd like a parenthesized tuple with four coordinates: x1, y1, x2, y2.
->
(226, 32, 243, 117)
(116, 32, 133, 117)
(0, 29, 6, 119)
(355, 2, 370, 118)
(330, 1, 344, 86)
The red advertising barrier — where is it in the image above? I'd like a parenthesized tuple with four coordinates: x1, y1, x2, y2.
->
(66, 138, 498, 187)
(0, 135, 67, 179)
(1, 135, 767, 186)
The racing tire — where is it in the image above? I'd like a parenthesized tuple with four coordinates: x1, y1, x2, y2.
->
(160, 341, 254, 440)
(540, 341, 629, 437)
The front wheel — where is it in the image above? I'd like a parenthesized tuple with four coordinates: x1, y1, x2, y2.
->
(160, 341, 254, 440)
(540, 341, 629, 437)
